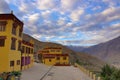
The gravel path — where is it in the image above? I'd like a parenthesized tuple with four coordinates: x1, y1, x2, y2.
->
(21, 63, 92, 80)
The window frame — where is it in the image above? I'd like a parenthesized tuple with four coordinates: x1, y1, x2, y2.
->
(22, 46, 25, 53)
(19, 28, 22, 37)
(10, 61, 14, 67)
(0, 36, 6, 47)
(31, 49, 33, 53)
(0, 21, 7, 32)
(18, 41, 21, 51)
(0, 39, 5, 47)
(63, 57, 67, 60)
(26, 47, 28, 53)
(12, 23, 17, 35)
(56, 57, 60, 60)
(11, 37, 16, 50)
(17, 60, 20, 65)
(49, 59, 52, 62)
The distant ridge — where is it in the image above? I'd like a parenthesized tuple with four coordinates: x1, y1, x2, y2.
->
(67, 46, 87, 52)
(78, 36, 120, 66)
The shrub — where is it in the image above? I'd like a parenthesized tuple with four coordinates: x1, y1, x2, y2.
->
(101, 64, 120, 80)
(111, 69, 120, 80)
(12, 71, 21, 76)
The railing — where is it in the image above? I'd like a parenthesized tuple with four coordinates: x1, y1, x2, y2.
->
(75, 63, 102, 80)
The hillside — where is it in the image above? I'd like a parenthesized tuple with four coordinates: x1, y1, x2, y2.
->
(23, 33, 76, 64)
(75, 52, 105, 72)
(22, 33, 105, 72)
(67, 46, 87, 52)
(81, 36, 120, 66)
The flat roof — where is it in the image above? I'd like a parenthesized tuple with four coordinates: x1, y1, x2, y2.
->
(0, 13, 24, 26)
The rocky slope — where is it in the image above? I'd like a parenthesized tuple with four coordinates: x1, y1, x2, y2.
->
(80, 36, 120, 65)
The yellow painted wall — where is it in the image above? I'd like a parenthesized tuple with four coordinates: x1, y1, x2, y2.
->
(48, 49, 62, 54)
(21, 41, 34, 70)
(8, 52, 21, 72)
(59, 56, 69, 64)
(0, 19, 22, 72)
(43, 56, 69, 66)
(0, 20, 10, 72)
(44, 58, 56, 65)
(8, 20, 22, 72)
(28, 54, 34, 67)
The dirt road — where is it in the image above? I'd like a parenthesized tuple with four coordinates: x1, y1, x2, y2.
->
(21, 63, 92, 80)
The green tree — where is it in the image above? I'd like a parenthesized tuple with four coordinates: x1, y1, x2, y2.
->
(101, 64, 115, 80)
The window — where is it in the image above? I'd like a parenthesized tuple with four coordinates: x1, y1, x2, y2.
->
(63, 57, 66, 60)
(18, 41, 21, 51)
(49, 59, 51, 62)
(0, 39, 5, 46)
(12, 27, 16, 35)
(17, 60, 20, 65)
(26, 47, 29, 53)
(11, 37, 16, 50)
(0, 25, 6, 31)
(30, 48, 31, 53)
(56, 62, 60, 64)
(56, 50, 60, 52)
(56, 57, 60, 60)
(19, 28, 22, 37)
(28, 48, 30, 54)
(22, 46, 25, 53)
(31, 49, 33, 53)
(51, 50, 55, 52)
(12, 23, 17, 35)
(0, 21, 7, 31)
(0, 36, 6, 47)
(26, 47, 28, 53)
(10, 61, 14, 67)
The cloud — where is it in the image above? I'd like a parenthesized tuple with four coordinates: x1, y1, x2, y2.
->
(102, 7, 115, 15)
(3, 0, 120, 46)
(27, 13, 40, 24)
(19, 2, 28, 13)
(60, 0, 86, 11)
(0, 0, 10, 13)
(103, 0, 120, 7)
(36, 0, 58, 10)
(57, 40, 83, 46)
(78, 6, 120, 31)
(81, 23, 120, 45)
(22, 13, 41, 34)
(41, 10, 51, 19)
(32, 34, 43, 40)
(92, 6, 101, 11)
(57, 17, 66, 26)
(61, 0, 75, 10)
(70, 8, 84, 21)
(56, 23, 120, 46)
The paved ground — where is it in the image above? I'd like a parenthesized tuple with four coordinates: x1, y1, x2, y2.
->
(21, 63, 92, 80)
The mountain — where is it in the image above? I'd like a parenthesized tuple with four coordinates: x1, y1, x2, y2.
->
(67, 46, 87, 52)
(81, 36, 120, 67)
(22, 33, 105, 72)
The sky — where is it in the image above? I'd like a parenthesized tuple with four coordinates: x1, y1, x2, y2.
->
(0, 0, 120, 46)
